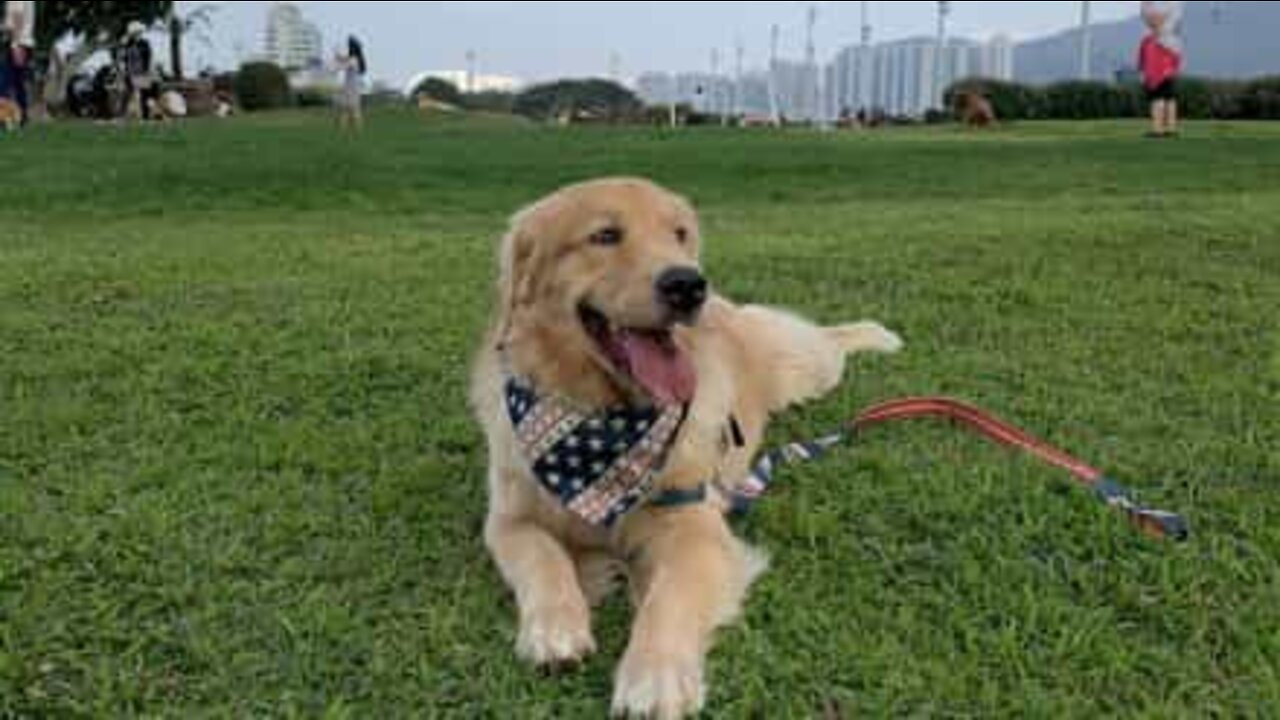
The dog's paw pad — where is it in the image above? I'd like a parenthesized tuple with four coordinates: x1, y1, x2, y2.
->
(612, 652, 705, 719)
(517, 605, 596, 668)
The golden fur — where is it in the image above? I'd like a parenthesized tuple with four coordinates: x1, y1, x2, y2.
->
(957, 91, 998, 128)
(471, 178, 902, 718)
(0, 98, 20, 132)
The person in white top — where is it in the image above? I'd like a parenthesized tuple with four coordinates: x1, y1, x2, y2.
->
(3, 0, 34, 124)
(333, 36, 367, 132)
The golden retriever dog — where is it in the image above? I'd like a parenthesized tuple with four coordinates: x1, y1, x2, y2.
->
(956, 90, 998, 129)
(471, 178, 902, 718)
(0, 97, 20, 132)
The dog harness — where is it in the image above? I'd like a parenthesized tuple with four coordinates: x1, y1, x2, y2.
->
(505, 376, 690, 528)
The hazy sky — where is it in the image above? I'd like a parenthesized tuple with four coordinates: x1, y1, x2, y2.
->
(182, 1, 1143, 87)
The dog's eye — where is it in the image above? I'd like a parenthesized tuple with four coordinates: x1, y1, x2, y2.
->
(589, 227, 624, 247)
(675, 227, 690, 245)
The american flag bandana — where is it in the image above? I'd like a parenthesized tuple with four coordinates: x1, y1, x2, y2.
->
(505, 376, 689, 528)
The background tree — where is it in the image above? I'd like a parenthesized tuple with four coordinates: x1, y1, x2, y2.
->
(166, 3, 217, 81)
(513, 79, 642, 122)
(35, 1, 172, 64)
(412, 77, 464, 107)
(233, 61, 291, 112)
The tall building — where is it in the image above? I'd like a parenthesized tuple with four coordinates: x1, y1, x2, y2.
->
(637, 65, 811, 120)
(638, 35, 1014, 121)
(263, 2, 323, 71)
(772, 60, 819, 121)
(636, 72, 738, 115)
(829, 35, 1015, 117)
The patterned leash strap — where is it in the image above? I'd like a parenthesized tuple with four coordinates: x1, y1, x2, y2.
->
(729, 397, 1190, 543)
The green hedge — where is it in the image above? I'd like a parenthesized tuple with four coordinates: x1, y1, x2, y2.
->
(295, 87, 335, 109)
(1241, 77, 1280, 120)
(461, 90, 516, 114)
(947, 76, 1280, 121)
(945, 78, 1048, 120)
(1044, 81, 1145, 119)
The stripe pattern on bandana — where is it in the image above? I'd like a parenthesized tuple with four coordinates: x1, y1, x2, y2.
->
(506, 377, 688, 528)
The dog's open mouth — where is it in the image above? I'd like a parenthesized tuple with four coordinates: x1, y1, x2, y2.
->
(579, 303, 697, 407)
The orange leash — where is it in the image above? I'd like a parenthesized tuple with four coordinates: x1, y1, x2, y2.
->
(733, 397, 1190, 542)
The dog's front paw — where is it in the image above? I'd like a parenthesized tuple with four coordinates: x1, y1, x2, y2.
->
(860, 322, 905, 354)
(612, 647, 705, 719)
(517, 601, 596, 668)
(832, 322, 905, 355)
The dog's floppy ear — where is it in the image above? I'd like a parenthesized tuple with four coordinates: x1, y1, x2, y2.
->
(493, 202, 545, 346)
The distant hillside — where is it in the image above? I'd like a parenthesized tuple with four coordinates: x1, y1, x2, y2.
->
(1015, 1, 1280, 84)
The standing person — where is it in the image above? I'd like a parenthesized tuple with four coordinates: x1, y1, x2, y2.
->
(121, 21, 156, 121)
(334, 36, 366, 132)
(4, 0, 35, 125)
(1139, 0, 1184, 138)
(0, 27, 11, 107)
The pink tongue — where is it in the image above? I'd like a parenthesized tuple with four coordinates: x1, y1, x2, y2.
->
(617, 332, 698, 406)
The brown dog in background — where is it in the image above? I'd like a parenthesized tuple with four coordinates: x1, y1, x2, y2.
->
(471, 178, 902, 718)
(957, 91, 998, 128)
(0, 97, 20, 132)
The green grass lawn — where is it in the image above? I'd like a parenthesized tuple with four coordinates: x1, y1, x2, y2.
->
(2, 111, 1278, 717)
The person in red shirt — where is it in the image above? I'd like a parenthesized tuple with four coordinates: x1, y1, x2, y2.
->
(1138, 2, 1184, 137)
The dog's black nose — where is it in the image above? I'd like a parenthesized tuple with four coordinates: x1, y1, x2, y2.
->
(656, 267, 708, 316)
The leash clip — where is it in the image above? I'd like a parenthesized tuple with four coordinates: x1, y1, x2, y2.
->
(1094, 478, 1191, 543)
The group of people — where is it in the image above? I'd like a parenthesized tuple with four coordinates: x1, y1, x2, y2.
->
(3, 4, 160, 127)
(63, 22, 162, 123)
(1, 0, 34, 127)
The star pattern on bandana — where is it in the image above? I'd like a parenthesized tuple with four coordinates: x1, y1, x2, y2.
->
(506, 377, 688, 527)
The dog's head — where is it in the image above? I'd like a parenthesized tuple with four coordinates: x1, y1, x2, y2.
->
(496, 178, 705, 405)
